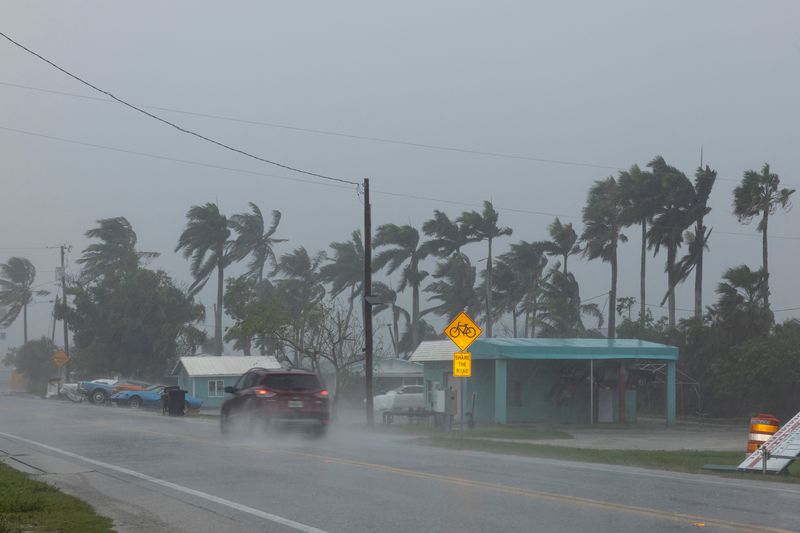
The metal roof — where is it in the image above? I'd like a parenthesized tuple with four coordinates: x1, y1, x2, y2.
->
(409, 338, 677, 363)
(175, 355, 281, 377)
(349, 358, 424, 377)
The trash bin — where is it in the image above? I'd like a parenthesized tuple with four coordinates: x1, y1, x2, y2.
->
(167, 388, 187, 417)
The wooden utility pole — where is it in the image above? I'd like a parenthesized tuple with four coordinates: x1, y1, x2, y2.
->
(60, 245, 69, 380)
(362, 178, 374, 426)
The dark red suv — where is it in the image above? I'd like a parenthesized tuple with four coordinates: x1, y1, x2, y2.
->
(220, 368, 330, 437)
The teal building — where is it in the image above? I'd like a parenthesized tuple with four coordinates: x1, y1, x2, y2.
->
(409, 338, 679, 426)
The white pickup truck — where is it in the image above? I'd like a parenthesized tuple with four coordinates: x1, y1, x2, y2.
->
(373, 385, 425, 412)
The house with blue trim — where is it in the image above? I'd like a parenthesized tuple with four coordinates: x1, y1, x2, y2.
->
(409, 338, 679, 425)
(173, 355, 281, 409)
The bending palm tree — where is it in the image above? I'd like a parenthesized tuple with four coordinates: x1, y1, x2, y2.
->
(676, 165, 717, 318)
(371, 281, 410, 357)
(373, 224, 429, 349)
(0, 257, 49, 343)
(498, 241, 548, 337)
(536, 266, 603, 338)
(618, 165, 661, 325)
(733, 163, 795, 308)
(77, 217, 159, 281)
(420, 210, 476, 257)
(423, 253, 481, 321)
(319, 230, 364, 358)
(175, 203, 231, 355)
(229, 203, 287, 283)
(543, 218, 580, 275)
(647, 156, 695, 327)
(273, 246, 326, 367)
(459, 201, 512, 337)
(581, 176, 626, 339)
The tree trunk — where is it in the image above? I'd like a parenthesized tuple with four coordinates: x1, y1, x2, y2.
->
(512, 307, 518, 337)
(23, 302, 28, 344)
(640, 219, 647, 325)
(762, 211, 769, 308)
(608, 232, 617, 339)
(563, 253, 568, 275)
(392, 306, 400, 357)
(523, 308, 530, 338)
(411, 278, 420, 350)
(667, 244, 676, 327)
(486, 238, 493, 338)
(694, 220, 704, 319)
(216, 259, 224, 356)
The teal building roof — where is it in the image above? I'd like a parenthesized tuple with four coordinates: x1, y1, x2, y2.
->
(409, 338, 678, 362)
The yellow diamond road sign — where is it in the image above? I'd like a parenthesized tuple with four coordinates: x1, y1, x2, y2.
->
(453, 351, 471, 377)
(52, 350, 69, 368)
(444, 311, 481, 352)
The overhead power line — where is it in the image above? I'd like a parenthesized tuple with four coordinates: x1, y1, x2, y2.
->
(5, 79, 793, 189)
(0, 80, 624, 172)
(0, 31, 358, 187)
(4, 124, 800, 242)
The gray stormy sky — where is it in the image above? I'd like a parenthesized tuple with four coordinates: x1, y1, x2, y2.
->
(1, 1, 799, 352)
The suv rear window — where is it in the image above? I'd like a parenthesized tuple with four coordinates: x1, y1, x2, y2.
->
(259, 374, 321, 391)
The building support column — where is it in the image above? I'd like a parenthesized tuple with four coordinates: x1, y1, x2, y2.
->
(666, 360, 676, 426)
(494, 359, 507, 424)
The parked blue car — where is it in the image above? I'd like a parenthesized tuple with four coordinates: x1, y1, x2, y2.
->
(78, 379, 117, 404)
(110, 385, 203, 411)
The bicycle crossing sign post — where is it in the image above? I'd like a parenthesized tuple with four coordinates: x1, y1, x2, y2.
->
(444, 311, 481, 437)
(444, 311, 481, 352)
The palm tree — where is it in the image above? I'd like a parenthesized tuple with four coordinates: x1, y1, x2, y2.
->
(175, 203, 231, 355)
(497, 241, 548, 337)
(543, 218, 580, 275)
(646, 156, 696, 327)
(373, 224, 429, 349)
(536, 266, 603, 338)
(319, 230, 364, 355)
(581, 176, 626, 339)
(273, 247, 326, 367)
(459, 201, 512, 337)
(423, 253, 482, 321)
(420, 210, 477, 257)
(228, 203, 287, 283)
(733, 163, 795, 308)
(618, 165, 661, 325)
(77, 217, 159, 281)
(371, 281, 410, 357)
(676, 165, 717, 318)
(0, 257, 49, 343)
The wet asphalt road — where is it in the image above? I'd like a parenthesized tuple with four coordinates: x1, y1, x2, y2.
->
(1, 395, 799, 532)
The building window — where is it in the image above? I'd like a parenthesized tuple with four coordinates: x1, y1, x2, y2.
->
(208, 379, 224, 397)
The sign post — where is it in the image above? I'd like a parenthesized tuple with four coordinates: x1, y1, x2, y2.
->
(444, 312, 482, 436)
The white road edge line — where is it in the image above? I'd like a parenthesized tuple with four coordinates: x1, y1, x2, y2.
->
(0, 431, 329, 533)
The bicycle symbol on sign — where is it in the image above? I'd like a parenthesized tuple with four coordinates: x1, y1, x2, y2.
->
(449, 322, 477, 339)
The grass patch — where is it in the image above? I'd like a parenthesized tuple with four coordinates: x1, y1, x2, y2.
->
(377, 423, 573, 440)
(0, 463, 114, 533)
(411, 436, 800, 483)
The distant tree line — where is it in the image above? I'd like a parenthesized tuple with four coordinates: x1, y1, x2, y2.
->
(2, 157, 797, 416)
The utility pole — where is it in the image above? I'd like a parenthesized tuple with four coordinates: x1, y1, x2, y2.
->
(363, 178, 374, 426)
(60, 245, 69, 381)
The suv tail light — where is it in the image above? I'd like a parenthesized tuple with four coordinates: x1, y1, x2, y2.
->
(256, 389, 276, 397)
(316, 390, 330, 398)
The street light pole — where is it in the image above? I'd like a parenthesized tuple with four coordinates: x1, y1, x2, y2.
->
(363, 178, 374, 426)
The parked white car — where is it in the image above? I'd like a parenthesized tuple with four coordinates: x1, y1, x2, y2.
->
(373, 385, 425, 412)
